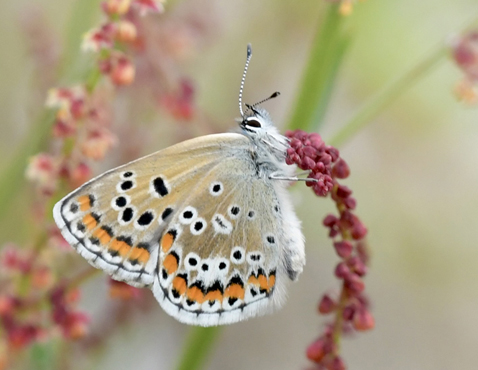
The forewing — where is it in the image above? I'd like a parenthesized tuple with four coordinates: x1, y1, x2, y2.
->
(53, 133, 248, 288)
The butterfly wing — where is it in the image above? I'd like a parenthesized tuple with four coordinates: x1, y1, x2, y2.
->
(151, 145, 304, 326)
(53, 134, 246, 288)
(53, 132, 305, 326)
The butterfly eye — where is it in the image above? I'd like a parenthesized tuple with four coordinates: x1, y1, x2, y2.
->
(245, 118, 262, 128)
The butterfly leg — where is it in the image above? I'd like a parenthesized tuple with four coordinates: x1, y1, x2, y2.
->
(268, 173, 317, 183)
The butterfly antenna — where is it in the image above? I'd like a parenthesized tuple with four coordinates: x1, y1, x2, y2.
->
(251, 91, 280, 107)
(239, 44, 252, 118)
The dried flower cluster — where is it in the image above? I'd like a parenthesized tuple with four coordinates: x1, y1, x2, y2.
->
(452, 30, 478, 104)
(286, 130, 373, 370)
(0, 245, 86, 350)
(1, 1, 168, 367)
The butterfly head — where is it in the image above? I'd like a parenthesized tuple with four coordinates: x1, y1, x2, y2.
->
(240, 104, 273, 133)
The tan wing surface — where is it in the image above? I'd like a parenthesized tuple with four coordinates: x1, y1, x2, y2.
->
(152, 155, 293, 326)
(53, 133, 249, 288)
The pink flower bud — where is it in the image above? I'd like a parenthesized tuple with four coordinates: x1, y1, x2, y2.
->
(336, 185, 352, 198)
(318, 294, 336, 314)
(353, 308, 375, 331)
(302, 156, 316, 170)
(323, 214, 338, 227)
(103, 0, 131, 15)
(110, 57, 135, 86)
(302, 145, 318, 158)
(452, 31, 478, 80)
(306, 337, 326, 363)
(335, 262, 351, 279)
(115, 21, 137, 43)
(343, 197, 356, 210)
(132, 0, 165, 16)
(328, 355, 346, 370)
(325, 146, 340, 162)
(332, 158, 350, 179)
(334, 241, 353, 259)
(348, 256, 367, 276)
(351, 221, 367, 240)
(344, 273, 365, 295)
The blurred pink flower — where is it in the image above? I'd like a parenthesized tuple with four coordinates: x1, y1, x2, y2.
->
(25, 153, 60, 195)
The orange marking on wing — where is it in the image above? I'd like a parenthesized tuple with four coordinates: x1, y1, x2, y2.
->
(138, 249, 150, 264)
(205, 290, 223, 302)
(248, 275, 259, 285)
(186, 286, 205, 304)
(268, 274, 276, 291)
(93, 228, 111, 245)
(110, 238, 131, 257)
(224, 284, 245, 300)
(82, 214, 98, 230)
(172, 276, 187, 295)
(128, 248, 150, 265)
(163, 254, 178, 275)
(78, 195, 91, 211)
(129, 248, 143, 260)
(161, 232, 175, 253)
(258, 274, 268, 291)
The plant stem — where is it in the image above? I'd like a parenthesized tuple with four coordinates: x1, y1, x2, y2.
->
(175, 327, 222, 370)
(287, 4, 350, 132)
(0, 110, 56, 223)
(328, 46, 447, 147)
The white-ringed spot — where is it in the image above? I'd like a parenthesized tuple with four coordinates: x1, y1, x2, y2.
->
(216, 258, 230, 274)
(190, 218, 207, 235)
(150, 175, 170, 198)
(179, 206, 198, 225)
(184, 252, 201, 271)
(111, 195, 130, 211)
(209, 181, 223, 196)
(228, 205, 241, 219)
(230, 246, 245, 264)
(116, 179, 136, 193)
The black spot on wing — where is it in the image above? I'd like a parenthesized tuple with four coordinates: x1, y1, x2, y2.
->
(153, 177, 168, 197)
(161, 207, 173, 220)
(137, 211, 154, 226)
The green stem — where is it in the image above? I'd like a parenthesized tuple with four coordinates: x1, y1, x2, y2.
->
(328, 14, 478, 147)
(175, 327, 222, 370)
(0, 109, 56, 223)
(287, 4, 350, 132)
(328, 46, 447, 147)
(60, 0, 103, 81)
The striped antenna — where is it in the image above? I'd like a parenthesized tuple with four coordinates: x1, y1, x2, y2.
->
(251, 91, 280, 107)
(239, 44, 252, 117)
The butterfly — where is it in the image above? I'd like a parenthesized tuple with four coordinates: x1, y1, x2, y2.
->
(53, 45, 306, 326)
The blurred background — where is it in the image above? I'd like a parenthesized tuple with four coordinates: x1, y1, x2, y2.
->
(1, 0, 478, 369)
